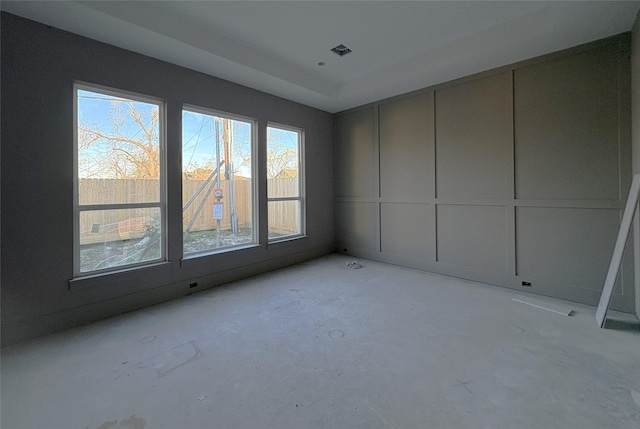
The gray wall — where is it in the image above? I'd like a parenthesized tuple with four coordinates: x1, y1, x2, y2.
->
(0, 13, 334, 346)
(633, 11, 640, 176)
(633, 10, 640, 318)
(335, 34, 635, 313)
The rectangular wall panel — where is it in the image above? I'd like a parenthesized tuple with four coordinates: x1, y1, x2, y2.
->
(514, 45, 620, 200)
(435, 73, 511, 199)
(379, 93, 433, 200)
(335, 201, 378, 251)
(516, 207, 620, 292)
(334, 35, 633, 313)
(334, 108, 376, 198)
(436, 205, 507, 273)
(380, 203, 433, 259)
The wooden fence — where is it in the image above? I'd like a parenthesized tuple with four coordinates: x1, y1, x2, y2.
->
(182, 179, 252, 232)
(79, 178, 299, 244)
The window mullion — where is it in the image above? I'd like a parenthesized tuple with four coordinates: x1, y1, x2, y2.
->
(78, 202, 163, 211)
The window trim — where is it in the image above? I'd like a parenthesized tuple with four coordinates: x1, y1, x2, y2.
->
(266, 122, 305, 242)
(181, 104, 259, 257)
(73, 82, 167, 277)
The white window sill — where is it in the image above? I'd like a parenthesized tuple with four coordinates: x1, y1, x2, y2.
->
(69, 261, 171, 291)
(268, 234, 307, 247)
(181, 243, 262, 263)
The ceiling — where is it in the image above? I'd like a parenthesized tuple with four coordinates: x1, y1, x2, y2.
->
(2, 1, 640, 113)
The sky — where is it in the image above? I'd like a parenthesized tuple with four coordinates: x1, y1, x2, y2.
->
(182, 109, 253, 177)
(77, 88, 298, 180)
(77, 89, 160, 179)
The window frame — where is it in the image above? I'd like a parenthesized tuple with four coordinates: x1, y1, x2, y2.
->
(73, 82, 167, 277)
(181, 104, 259, 258)
(266, 122, 306, 242)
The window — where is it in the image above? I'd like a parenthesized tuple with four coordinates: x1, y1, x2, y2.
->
(182, 107, 256, 255)
(74, 85, 165, 275)
(267, 124, 304, 240)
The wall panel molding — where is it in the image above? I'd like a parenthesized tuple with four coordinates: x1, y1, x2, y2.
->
(334, 33, 634, 313)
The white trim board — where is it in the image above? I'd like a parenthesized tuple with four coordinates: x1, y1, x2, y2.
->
(595, 173, 640, 328)
(513, 296, 574, 316)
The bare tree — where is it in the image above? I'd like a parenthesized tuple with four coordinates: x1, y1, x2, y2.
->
(266, 142, 298, 179)
(79, 100, 296, 181)
(266, 126, 298, 179)
(78, 100, 159, 179)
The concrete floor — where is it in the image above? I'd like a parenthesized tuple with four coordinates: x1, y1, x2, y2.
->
(2, 254, 640, 428)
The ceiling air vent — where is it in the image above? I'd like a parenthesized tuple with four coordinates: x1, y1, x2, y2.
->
(331, 44, 352, 57)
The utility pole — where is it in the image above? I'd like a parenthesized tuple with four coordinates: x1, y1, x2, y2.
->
(222, 119, 238, 234)
(215, 118, 221, 247)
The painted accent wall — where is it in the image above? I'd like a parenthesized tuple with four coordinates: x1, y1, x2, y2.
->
(632, 10, 640, 319)
(0, 13, 334, 347)
(633, 12, 640, 177)
(335, 34, 635, 313)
